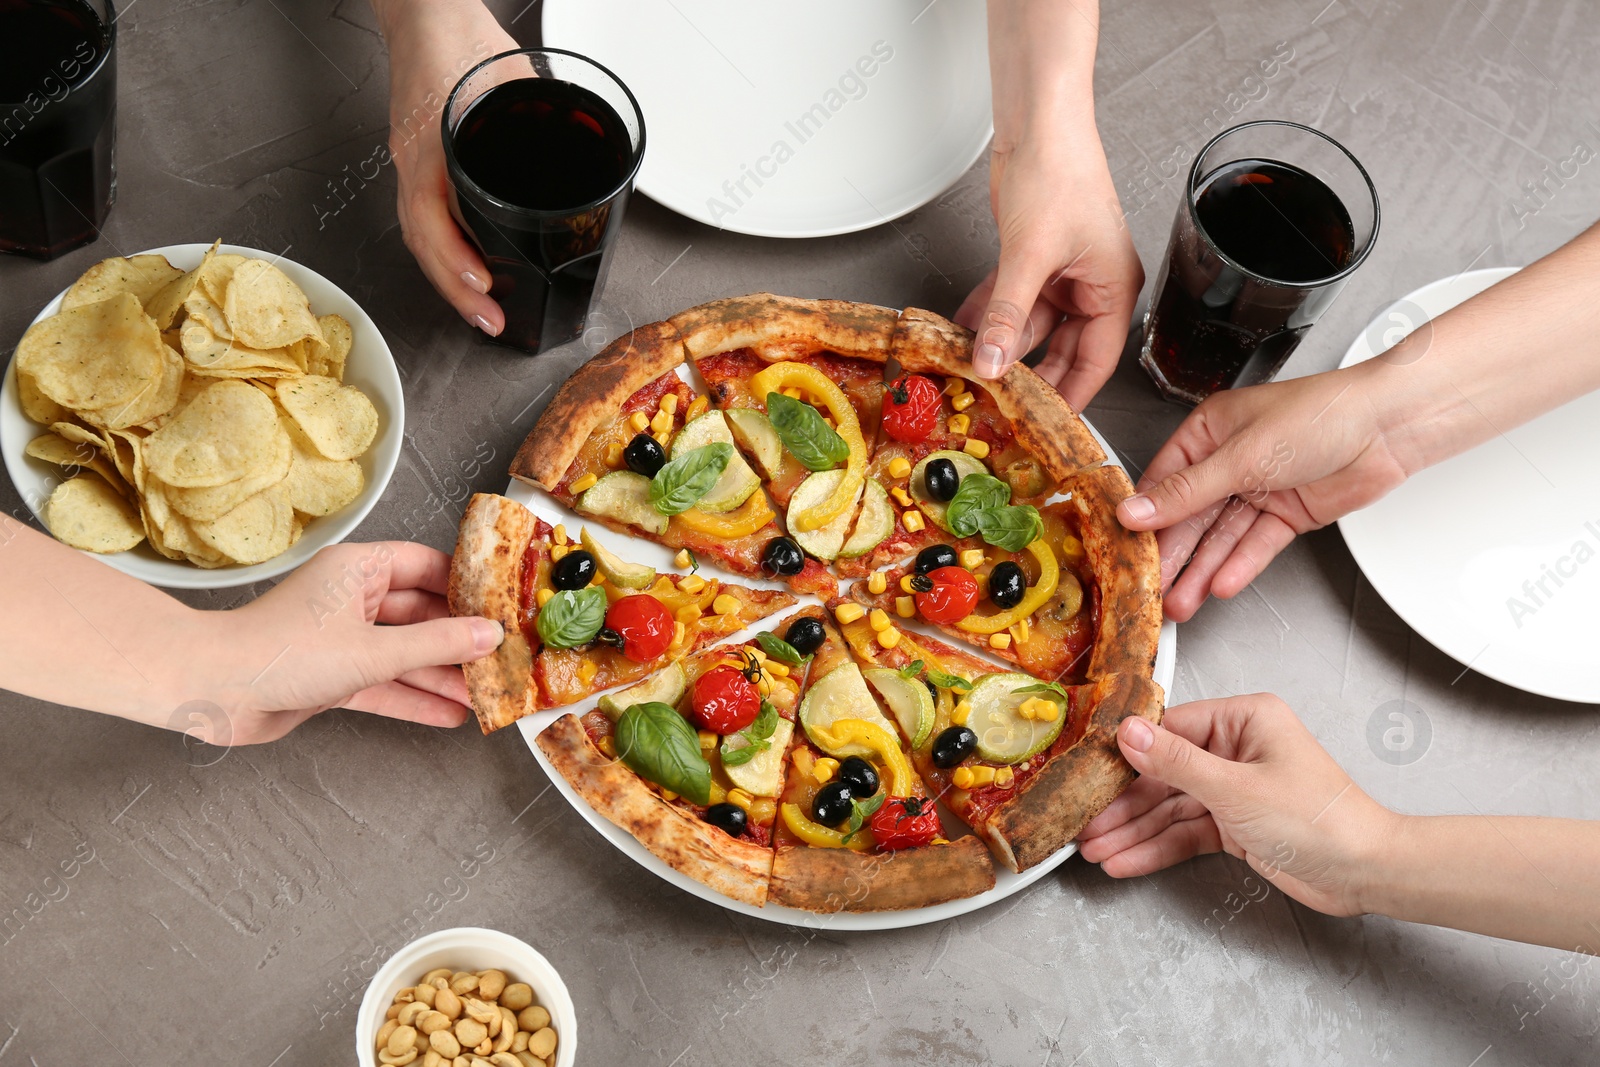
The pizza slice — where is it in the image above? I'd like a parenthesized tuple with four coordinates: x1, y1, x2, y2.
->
(846, 464, 1161, 685)
(534, 628, 813, 908)
(508, 321, 836, 596)
(449, 493, 796, 732)
(831, 609, 1165, 872)
(765, 606, 996, 912)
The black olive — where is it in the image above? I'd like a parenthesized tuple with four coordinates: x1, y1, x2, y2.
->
(811, 781, 855, 826)
(988, 560, 1027, 609)
(550, 550, 596, 590)
(786, 616, 826, 655)
(594, 626, 623, 649)
(704, 803, 747, 836)
(836, 756, 880, 798)
(914, 544, 959, 575)
(924, 458, 960, 502)
(931, 725, 978, 768)
(762, 536, 805, 577)
(623, 433, 666, 477)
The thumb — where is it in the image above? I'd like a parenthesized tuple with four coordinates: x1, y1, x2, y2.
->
(360, 616, 504, 682)
(1116, 449, 1244, 531)
(971, 248, 1054, 379)
(1117, 716, 1236, 805)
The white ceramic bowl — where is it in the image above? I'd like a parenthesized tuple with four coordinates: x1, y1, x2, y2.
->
(356, 927, 577, 1067)
(0, 242, 404, 589)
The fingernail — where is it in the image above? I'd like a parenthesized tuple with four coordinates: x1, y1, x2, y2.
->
(973, 341, 1004, 378)
(1121, 495, 1155, 522)
(473, 314, 501, 337)
(461, 270, 489, 294)
(470, 618, 504, 654)
(1123, 716, 1155, 752)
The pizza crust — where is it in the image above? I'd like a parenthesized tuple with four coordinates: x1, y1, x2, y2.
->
(535, 714, 775, 908)
(1065, 465, 1164, 679)
(669, 292, 899, 363)
(891, 307, 1106, 483)
(768, 835, 995, 912)
(449, 493, 538, 734)
(981, 673, 1166, 872)
(510, 320, 688, 491)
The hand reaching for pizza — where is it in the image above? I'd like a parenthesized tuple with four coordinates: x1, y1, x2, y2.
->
(371, 0, 518, 336)
(1076, 694, 1392, 918)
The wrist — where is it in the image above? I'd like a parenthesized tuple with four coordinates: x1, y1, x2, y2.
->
(1351, 809, 1425, 919)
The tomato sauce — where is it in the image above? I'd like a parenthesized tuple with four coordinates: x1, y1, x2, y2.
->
(517, 519, 554, 648)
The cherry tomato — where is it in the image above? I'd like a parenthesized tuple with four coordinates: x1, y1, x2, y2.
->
(915, 565, 979, 625)
(870, 795, 941, 850)
(881, 374, 941, 442)
(689, 665, 761, 734)
(604, 595, 673, 662)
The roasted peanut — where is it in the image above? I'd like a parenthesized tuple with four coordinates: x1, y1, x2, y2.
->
(377, 1018, 400, 1052)
(516, 1006, 550, 1033)
(455, 1018, 488, 1049)
(388, 1025, 418, 1057)
(419, 1011, 452, 1035)
(475, 1039, 494, 1056)
(498, 984, 534, 1012)
(435, 988, 463, 1020)
(477, 969, 507, 1001)
(492, 1010, 515, 1054)
(449, 972, 480, 996)
(399, 1002, 430, 1027)
(415, 1030, 432, 1054)
(452, 1058, 469, 1067)
(422, 968, 452, 985)
(387, 1003, 404, 1021)
(378, 1050, 418, 1067)
(490, 1055, 523, 1067)
(514, 1055, 541, 1067)
(430, 1030, 462, 1058)
(395, 988, 417, 1004)
(510, 1029, 528, 1053)
(526, 1028, 557, 1059)
(414, 983, 438, 1008)
(422, 1053, 445, 1067)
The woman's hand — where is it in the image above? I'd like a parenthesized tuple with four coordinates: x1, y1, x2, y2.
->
(1077, 694, 1396, 918)
(373, 0, 517, 336)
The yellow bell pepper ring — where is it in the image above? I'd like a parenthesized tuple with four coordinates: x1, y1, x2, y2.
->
(957, 539, 1059, 635)
(781, 803, 874, 850)
(675, 491, 775, 537)
(747, 362, 868, 531)
(801, 718, 912, 797)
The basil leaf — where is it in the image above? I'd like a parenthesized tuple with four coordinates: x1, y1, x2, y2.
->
(945, 473, 1011, 537)
(926, 667, 973, 691)
(754, 631, 810, 665)
(766, 392, 849, 472)
(719, 699, 780, 767)
(842, 790, 887, 843)
(747, 698, 779, 741)
(1015, 680, 1070, 704)
(719, 736, 768, 766)
(897, 659, 925, 680)
(649, 442, 733, 515)
(979, 504, 1043, 552)
(685, 548, 701, 574)
(534, 586, 607, 649)
(616, 701, 712, 805)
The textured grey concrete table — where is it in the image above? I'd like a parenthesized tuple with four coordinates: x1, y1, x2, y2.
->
(2, 2, 1597, 1064)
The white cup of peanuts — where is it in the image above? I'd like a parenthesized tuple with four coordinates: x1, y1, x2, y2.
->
(357, 927, 576, 1067)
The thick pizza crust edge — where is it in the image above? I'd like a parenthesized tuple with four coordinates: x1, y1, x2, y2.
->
(1066, 465, 1164, 679)
(891, 307, 1106, 481)
(981, 673, 1166, 872)
(768, 835, 995, 912)
(510, 319, 688, 491)
(669, 292, 900, 363)
(535, 714, 774, 908)
(449, 493, 538, 734)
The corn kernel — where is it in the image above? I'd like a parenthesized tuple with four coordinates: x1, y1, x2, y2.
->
(675, 605, 701, 624)
(1011, 618, 1031, 644)
(951, 699, 972, 726)
(876, 627, 901, 649)
(951, 391, 976, 412)
(708, 781, 728, 805)
(655, 430, 672, 448)
(1017, 698, 1040, 721)
(867, 571, 888, 595)
(959, 548, 985, 569)
(969, 766, 996, 787)
(671, 621, 686, 647)
(952, 767, 975, 789)
(712, 594, 740, 615)
(812, 757, 839, 785)
(989, 632, 1012, 650)
(887, 456, 912, 480)
(687, 394, 710, 420)
(660, 393, 679, 415)
(679, 574, 707, 595)
(766, 660, 789, 678)
(932, 836, 950, 845)
(661, 790, 678, 802)
(942, 377, 965, 396)
(629, 411, 650, 432)
(900, 575, 918, 594)
(868, 608, 891, 632)
(895, 595, 916, 618)
(675, 548, 693, 568)
(650, 409, 673, 435)
(748, 797, 778, 826)
(1037, 701, 1061, 723)
(549, 525, 565, 547)
(727, 789, 754, 811)
(834, 602, 865, 624)
(947, 413, 971, 436)
(902, 510, 926, 533)
(578, 659, 597, 685)
(550, 543, 569, 562)
(537, 588, 555, 607)
(1060, 534, 1086, 563)
(598, 735, 617, 759)
(569, 472, 598, 494)
(697, 729, 718, 750)
(604, 441, 625, 467)
(890, 486, 913, 507)
(963, 437, 991, 460)
(994, 767, 1015, 789)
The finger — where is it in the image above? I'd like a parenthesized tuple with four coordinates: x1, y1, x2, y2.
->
(377, 542, 454, 595)
(1030, 316, 1087, 391)
(343, 680, 472, 728)
(1077, 775, 1178, 840)
(1116, 715, 1241, 808)
(1053, 310, 1133, 413)
(377, 589, 452, 626)
(1076, 791, 1213, 863)
(1211, 511, 1298, 600)
(1117, 441, 1252, 533)
(400, 177, 505, 335)
(953, 270, 995, 332)
(359, 615, 504, 684)
(391, 664, 471, 705)
(1097, 816, 1225, 878)
(1152, 498, 1227, 591)
(1164, 499, 1260, 621)
(971, 247, 1058, 378)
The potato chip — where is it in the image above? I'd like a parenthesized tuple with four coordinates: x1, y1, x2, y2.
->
(197, 253, 247, 305)
(83, 342, 184, 430)
(182, 288, 232, 339)
(25, 432, 98, 468)
(282, 416, 363, 516)
(16, 292, 165, 410)
(312, 313, 352, 381)
(16, 366, 70, 425)
(276, 375, 378, 461)
(225, 259, 322, 350)
(180, 316, 232, 364)
(143, 379, 281, 488)
(107, 429, 143, 490)
(45, 474, 144, 553)
(61, 254, 185, 310)
(49, 421, 104, 450)
(190, 481, 294, 565)
(143, 241, 217, 329)
(139, 478, 182, 559)
(167, 423, 291, 521)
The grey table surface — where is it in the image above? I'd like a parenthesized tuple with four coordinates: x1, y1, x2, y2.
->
(2, 1, 1598, 1064)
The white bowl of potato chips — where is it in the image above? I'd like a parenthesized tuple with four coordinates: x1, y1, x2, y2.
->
(0, 242, 403, 588)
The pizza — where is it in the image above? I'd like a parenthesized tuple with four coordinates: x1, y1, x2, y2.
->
(455, 293, 1167, 913)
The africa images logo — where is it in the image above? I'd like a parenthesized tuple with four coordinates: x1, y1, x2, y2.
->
(1504, 520, 1600, 629)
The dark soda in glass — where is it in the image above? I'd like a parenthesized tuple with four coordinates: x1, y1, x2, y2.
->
(0, 0, 116, 260)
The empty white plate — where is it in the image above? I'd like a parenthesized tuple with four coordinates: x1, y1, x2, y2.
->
(541, 0, 993, 238)
(1338, 267, 1600, 704)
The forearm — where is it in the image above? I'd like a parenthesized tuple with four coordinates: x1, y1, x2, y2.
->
(1361, 220, 1600, 475)
(1365, 813, 1600, 952)
(988, 0, 1100, 148)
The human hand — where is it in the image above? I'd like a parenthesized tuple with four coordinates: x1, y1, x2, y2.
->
(186, 542, 501, 745)
(1116, 364, 1413, 621)
(375, 0, 517, 336)
(1077, 694, 1395, 918)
